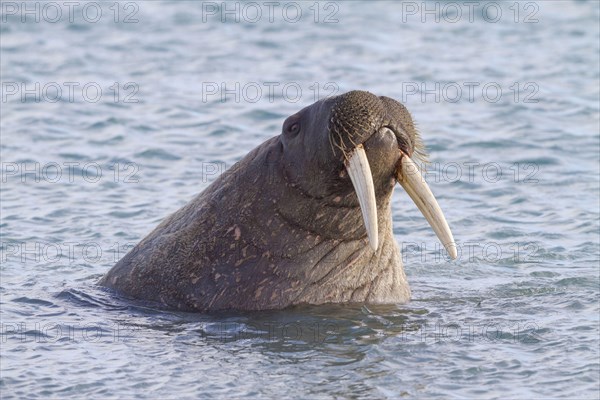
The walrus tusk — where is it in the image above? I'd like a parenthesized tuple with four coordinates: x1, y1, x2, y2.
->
(345, 144, 379, 251)
(396, 153, 458, 259)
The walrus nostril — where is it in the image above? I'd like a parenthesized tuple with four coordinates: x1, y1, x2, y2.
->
(379, 126, 412, 156)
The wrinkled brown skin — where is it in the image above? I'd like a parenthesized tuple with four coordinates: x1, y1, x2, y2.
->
(100, 90, 425, 311)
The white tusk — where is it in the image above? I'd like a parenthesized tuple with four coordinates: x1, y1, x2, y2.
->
(345, 145, 379, 251)
(396, 154, 458, 259)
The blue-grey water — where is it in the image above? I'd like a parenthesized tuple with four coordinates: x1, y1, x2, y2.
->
(1, 1, 599, 398)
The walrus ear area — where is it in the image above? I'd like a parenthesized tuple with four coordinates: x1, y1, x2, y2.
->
(282, 114, 301, 138)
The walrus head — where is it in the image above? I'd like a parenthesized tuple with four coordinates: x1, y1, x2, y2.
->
(278, 90, 456, 257)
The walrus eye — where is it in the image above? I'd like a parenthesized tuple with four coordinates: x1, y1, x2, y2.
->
(286, 122, 300, 136)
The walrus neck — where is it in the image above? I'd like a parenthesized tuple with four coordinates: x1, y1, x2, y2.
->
(270, 152, 393, 247)
(274, 167, 367, 243)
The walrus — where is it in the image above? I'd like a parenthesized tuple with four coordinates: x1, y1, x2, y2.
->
(100, 90, 457, 311)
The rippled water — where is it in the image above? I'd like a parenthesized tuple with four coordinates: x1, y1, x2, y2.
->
(1, 1, 599, 398)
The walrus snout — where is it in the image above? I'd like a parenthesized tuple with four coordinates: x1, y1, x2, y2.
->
(363, 126, 403, 180)
(327, 91, 455, 256)
(328, 91, 425, 159)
